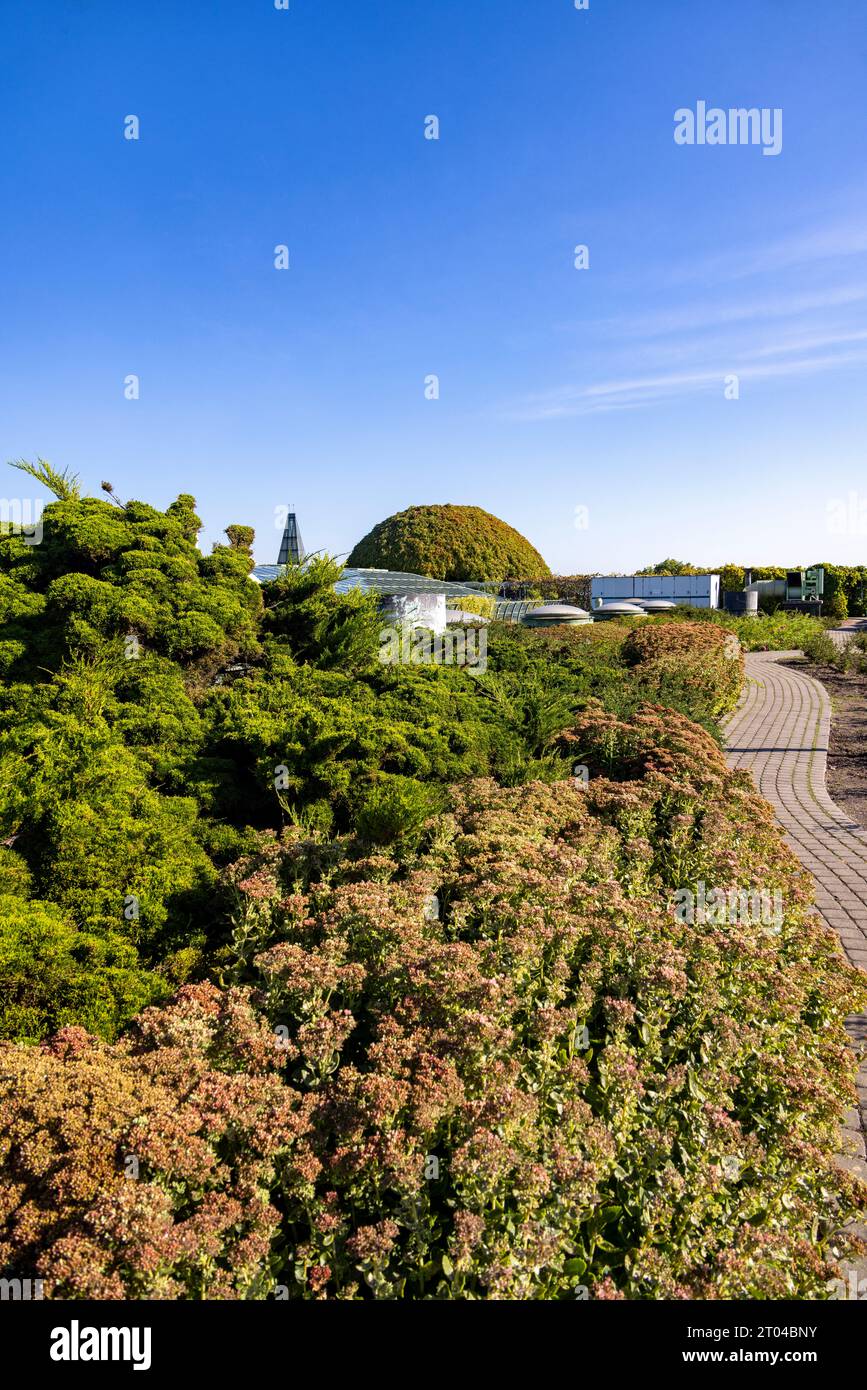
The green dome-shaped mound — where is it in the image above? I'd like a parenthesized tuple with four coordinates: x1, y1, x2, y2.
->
(347, 505, 550, 582)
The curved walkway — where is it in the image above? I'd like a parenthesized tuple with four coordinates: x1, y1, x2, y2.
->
(726, 652, 867, 957)
(724, 652, 867, 1273)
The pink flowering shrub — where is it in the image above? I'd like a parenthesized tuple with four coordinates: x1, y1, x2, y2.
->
(623, 621, 744, 717)
(215, 704, 863, 1299)
(0, 985, 304, 1298)
(2, 702, 864, 1299)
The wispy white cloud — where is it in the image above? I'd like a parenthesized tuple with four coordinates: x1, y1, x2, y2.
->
(742, 327, 867, 359)
(511, 346, 867, 419)
(582, 283, 867, 340)
(664, 216, 867, 286)
(510, 206, 867, 420)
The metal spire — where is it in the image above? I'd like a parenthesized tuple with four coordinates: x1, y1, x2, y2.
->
(278, 507, 305, 565)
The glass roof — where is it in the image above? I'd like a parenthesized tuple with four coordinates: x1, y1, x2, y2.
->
(251, 565, 496, 599)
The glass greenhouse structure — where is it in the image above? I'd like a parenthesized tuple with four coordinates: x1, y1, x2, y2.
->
(250, 564, 496, 601)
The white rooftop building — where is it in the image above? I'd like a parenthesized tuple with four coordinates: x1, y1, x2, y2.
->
(590, 574, 721, 610)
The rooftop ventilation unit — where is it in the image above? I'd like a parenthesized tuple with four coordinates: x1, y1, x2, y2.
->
(592, 601, 646, 621)
(521, 603, 592, 627)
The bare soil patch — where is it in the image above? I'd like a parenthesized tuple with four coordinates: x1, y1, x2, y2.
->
(798, 660, 867, 831)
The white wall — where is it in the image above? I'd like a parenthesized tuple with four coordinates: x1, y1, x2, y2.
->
(590, 575, 721, 608)
(379, 593, 447, 634)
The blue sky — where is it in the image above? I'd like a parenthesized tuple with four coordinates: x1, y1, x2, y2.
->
(2, 0, 866, 572)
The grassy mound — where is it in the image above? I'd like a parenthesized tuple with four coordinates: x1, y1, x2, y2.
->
(347, 504, 550, 581)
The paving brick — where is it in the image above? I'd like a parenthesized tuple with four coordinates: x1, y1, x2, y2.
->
(724, 650, 867, 1269)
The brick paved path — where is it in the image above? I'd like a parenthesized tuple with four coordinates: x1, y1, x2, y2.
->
(827, 616, 867, 649)
(724, 650, 867, 1282)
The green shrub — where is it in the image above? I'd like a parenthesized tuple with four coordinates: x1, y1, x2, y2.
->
(0, 489, 262, 680)
(10, 706, 862, 1298)
(824, 589, 848, 622)
(354, 775, 448, 847)
(801, 631, 840, 667)
(209, 710, 865, 1297)
(260, 555, 381, 673)
(1, 461, 864, 1301)
(623, 621, 743, 717)
(0, 896, 164, 1043)
(830, 633, 867, 675)
(446, 594, 495, 619)
(0, 659, 216, 951)
(348, 505, 550, 581)
(645, 608, 830, 653)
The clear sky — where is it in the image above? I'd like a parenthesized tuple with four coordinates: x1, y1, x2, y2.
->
(2, 0, 866, 572)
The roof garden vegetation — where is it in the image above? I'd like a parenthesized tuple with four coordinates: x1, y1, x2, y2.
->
(0, 473, 863, 1300)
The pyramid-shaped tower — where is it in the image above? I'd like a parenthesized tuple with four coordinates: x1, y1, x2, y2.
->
(278, 509, 305, 566)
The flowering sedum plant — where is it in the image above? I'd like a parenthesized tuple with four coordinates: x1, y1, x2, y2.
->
(2, 702, 864, 1299)
(0, 985, 304, 1299)
(622, 621, 744, 717)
